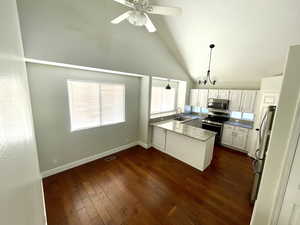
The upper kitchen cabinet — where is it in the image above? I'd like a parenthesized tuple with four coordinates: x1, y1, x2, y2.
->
(198, 89, 209, 108)
(208, 89, 219, 99)
(190, 89, 199, 106)
(218, 90, 230, 100)
(229, 90, 242, 111)
(241, 90, 257, 113)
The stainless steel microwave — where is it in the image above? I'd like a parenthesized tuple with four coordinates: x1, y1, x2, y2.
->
(207, 98, 229, 110)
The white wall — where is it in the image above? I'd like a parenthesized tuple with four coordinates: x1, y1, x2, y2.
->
(138, 77, 151, 147)
(27, 63, 141, 172)
(251, 45, 300, 225)
(16, 0, 193, 82)
(0, 1, 46, 224)
(260, 76, 283, 91)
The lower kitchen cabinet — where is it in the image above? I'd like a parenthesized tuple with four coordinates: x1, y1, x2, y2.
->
(222, 124, 249, 151)
(152, 126, 166, 151)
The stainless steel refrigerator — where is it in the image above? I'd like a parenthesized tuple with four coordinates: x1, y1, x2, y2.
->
(250, 105, 276, 204)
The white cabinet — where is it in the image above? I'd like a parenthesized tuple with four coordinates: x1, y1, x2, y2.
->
(218, 90, 229, 100)
(241, 91, 257, 113)
(198, 89, 209, 108)
(232, 127, 248, 150)
(222, 125, 234, 146)
(222, 124, 249, 151)
(190, 89, 258, 113)
(229, 90, 242, 111)
(152, 127, 166, 152)
(208, 89, 219, 99)
(190, 89, 199, 106)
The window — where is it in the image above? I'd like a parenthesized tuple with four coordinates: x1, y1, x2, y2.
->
(68, 80, 125, 131)
(151, 79, 178, 114)
(231, 111, 242, 119)
(242, 112, 255, 121)
(201, 108, 209, 114)
(230, 111, 255, 121)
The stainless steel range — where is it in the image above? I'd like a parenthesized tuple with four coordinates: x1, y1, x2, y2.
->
(201, 111, 230, 143)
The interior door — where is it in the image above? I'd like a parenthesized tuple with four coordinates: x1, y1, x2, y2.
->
(278, 135, 300, 225)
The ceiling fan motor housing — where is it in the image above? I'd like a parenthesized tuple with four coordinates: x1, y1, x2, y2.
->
(128, 11, 147, 26)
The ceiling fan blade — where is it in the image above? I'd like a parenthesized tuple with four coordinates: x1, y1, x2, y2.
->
(111, 11, 132, 24)
(112, 0, 134, 8)
(147, 5, 182, 16)
(144, 14, 156, 33)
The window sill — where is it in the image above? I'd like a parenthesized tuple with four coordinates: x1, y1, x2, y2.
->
(150, 111, 176, 119)
(71, 121, 126, 132)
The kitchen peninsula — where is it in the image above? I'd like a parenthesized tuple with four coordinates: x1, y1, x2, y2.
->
(151, 120, 216, 171)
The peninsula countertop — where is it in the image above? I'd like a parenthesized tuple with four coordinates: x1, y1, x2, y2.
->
(151, 120, 216, 142)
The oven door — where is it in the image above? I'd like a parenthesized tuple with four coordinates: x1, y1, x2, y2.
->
(202, 122, 222, 142)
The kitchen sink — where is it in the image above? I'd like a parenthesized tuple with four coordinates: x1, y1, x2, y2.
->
(174, 117, 188, 121)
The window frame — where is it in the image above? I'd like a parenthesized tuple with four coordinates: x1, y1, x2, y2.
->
(67, 79, 126, 132)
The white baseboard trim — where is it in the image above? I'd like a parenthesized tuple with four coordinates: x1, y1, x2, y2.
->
(41, 142, 138, 178)
(137, 141, 151, 149)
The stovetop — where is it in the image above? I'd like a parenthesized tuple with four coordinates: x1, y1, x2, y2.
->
(202, 115, 230, 126)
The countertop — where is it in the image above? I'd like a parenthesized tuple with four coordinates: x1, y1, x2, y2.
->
(224, 121, 253, 129)
(151, 120, 216, 142)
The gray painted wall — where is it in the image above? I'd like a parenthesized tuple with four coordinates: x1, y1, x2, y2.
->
(17, 0, 192, 82)
(27, 63, 141, 172)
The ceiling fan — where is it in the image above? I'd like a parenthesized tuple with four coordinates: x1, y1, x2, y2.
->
(110, 0, 182, 32)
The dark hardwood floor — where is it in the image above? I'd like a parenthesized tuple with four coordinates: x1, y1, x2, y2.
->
(43, 145, 254, 225)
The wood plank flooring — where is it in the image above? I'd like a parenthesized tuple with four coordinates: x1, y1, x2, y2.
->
(43, 145, 254, 225)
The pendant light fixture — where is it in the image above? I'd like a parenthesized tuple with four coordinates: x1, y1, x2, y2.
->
(198, 44, 216, 85)
(165, 79, 171, 90)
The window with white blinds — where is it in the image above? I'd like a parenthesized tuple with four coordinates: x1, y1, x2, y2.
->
(68, 80, 125, 131)
(151, 79, 178, 114)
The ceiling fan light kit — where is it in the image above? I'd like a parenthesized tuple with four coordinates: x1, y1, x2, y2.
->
(110, 0, 182, 32)
(199, 44, 217, 86)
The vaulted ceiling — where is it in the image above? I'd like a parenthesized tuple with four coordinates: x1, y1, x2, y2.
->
(17, 0, 300, 88)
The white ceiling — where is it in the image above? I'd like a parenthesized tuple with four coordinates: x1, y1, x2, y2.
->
(17, 0, 300, 88)
(152, 0, 300, 85)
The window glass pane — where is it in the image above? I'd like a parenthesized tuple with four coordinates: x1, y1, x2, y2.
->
(68, 81, 100, 131)
(201, 108, 209, 114)
(231, 111, 242, 119)
(151, 87, 163, 114)
(192, 106, 201, 113)
(242, 112, 254, 121)
(162, 89, 176, 112)
(100, 83, 125, 125)
(151, 86, 176, 114)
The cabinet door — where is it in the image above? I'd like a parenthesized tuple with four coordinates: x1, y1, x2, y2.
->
(241, 90, 257, 113)
(218, 90, 229, 100)
(229, 90, 242, 111)
(208, 89, 219, 99)
(190, 89, 199, 106)
(152, 127, 166, 152)
(198, 89, 209, 108)
(221, 125, 233, 146)
(232, 128, 248, 150)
